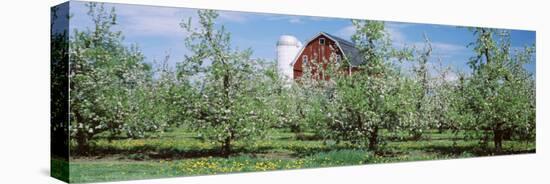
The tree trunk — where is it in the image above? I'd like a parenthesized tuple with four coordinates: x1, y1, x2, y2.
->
(411, 130, 423, 141)
(75, 131, 90, 156)
(221, 137, 231, 157)
(438, 125, 444, 133)
(290, 123, 302, 134)
(493, 124, 503, 154)
(368, 126, 379, 151)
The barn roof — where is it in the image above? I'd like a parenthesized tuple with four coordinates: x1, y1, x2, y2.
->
(322, 32, 365, 67)
(290, 32, 365, 67)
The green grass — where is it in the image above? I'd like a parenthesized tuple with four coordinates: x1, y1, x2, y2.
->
(68, 128, 535, 183)
(51, 158, 69, 182)
(70, 150, 372, 183)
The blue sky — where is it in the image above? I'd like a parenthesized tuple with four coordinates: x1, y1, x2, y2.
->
(67, 1, 536, 78)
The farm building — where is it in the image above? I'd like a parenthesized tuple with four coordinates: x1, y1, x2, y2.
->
(276, 32, 364, 82)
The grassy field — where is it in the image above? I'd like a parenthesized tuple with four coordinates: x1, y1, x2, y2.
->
(65, 128, 535, 183)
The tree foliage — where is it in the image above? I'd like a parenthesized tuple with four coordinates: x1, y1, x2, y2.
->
(179, 10, 273, 156)
(325, 20, 415, 150)
(64, 3, 536, 157)
(460, 28, 535, 152)
(69, 3, 176, 154)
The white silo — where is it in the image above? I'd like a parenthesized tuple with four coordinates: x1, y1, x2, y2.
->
(277, 35, 302, 83)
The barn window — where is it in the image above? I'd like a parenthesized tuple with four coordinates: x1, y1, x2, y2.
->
(302, 55, 308, 65)
(319, 38, 326, 45)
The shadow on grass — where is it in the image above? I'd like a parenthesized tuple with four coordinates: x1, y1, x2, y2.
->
(421, 144, 535, 157)
(71, 142, 359, 160)
(71, 144, 279, 160)
(71, 131, 535, 161)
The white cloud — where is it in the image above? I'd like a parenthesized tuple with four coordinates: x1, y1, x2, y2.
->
(426, 60, 462, 82)
(113, 5, 197, 37)
(218, 11, 249, 23)
(386, 26, 407, 44)
(266, 15, 327, 24)
(336, 25, 355, 39)
(386, 22, 416, 45)
(69, 2, 199, 38)
(411, 41, 468, 59)
(335, 22, 409, 42)
(431, 42, 465, 52)
(309, 16, 330, 21)
(432, 42, 468, 56)
(385, 22, 468, 58)
(443, 70, 460, 81)
(266, 15, 304, 24)
(288, 17, 302, 24)
(335, 21, 467, 60)
(383, 22, 468, 82)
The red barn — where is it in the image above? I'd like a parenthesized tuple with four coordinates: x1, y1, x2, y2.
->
(290, 32, 364, 80)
